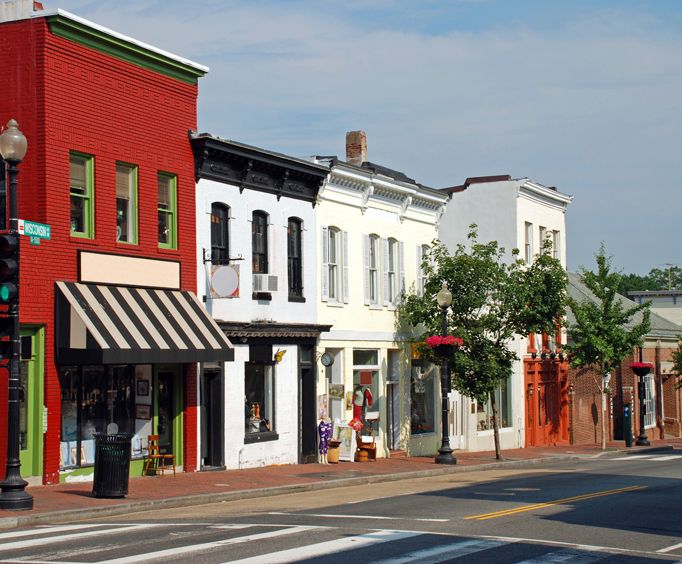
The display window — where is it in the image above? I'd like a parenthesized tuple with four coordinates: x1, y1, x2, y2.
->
(410, 362, 436, 434)
(244, 363, 275, 436)
(352, 349, 380, 435)
(59, 365, 139, 468)
(477, 376, 512, 431)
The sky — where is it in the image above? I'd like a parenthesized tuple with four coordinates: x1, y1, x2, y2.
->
(50, 0, 682, 275)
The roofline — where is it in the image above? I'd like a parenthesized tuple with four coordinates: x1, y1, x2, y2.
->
(629, 290, 682, 297)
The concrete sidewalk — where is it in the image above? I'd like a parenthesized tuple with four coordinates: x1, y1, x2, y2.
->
(1, 439, 680, 530)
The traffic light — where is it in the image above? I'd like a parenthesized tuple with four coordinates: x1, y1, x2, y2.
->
(0, 233, 18, 363)
(0, 233, 18, 305)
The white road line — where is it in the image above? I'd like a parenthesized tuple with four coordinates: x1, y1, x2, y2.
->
(515, 549, 602, 563)
(346, 491, 419, 504)
(224, 529, 420, 564)
(96, 525, 319, 564)
(650, 455, 681, 461)
(657, 540, 682, 553)
(609, 455, 656, 460)
(367, 538, 505, 563)
(0, 523, 106, 540)
(267, 511, 448, 522)
(0, 524, 160, 551)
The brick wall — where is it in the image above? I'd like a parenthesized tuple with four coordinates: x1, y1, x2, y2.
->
(0, 17, 200, 483)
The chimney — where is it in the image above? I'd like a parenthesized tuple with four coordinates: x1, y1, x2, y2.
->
(346, 131, 367, 167)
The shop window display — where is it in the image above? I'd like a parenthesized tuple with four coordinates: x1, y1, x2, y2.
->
(352, 349, 380, 435)
(245, 363, 274, 435)
(59, 365, 137, 468)
(477, 376, 512, 431)
(410, 363, 435, 434)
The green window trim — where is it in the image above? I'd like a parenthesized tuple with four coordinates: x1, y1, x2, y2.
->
(70, 151, 95, 239)
(158, 172, 177, 250)
(116, 162, 139, 245)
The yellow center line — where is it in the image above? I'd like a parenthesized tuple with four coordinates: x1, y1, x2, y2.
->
(465, 485, 647, 521)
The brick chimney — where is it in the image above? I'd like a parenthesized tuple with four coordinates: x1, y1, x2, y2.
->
(346, 131, 367, 167)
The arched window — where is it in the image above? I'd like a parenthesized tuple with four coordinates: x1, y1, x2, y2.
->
(287, 217, 303, 298)
(210, 203, 230, 264)
(252, 210, 269, 273)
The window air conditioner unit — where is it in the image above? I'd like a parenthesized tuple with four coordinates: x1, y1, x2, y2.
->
(253, 273, 278, 292)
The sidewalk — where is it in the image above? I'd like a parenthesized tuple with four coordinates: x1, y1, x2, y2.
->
(1, 438, 680, 530)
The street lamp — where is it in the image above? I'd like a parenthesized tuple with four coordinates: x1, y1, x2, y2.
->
(0, 119, 33, 510)
(435, 282, 456, 465)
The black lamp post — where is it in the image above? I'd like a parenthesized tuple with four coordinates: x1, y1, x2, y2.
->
(630, 362, 653, 447)
(0, 119, 32, 510)
(435, 282, 456, 465)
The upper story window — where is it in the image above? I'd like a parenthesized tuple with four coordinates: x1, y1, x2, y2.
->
(70, 152, 94, 238)
(364, 234, 380, 306)
(116, 163, 137, 244)
(287, 217, 303, 299)
(211, 203, 230, 264)
(524, 221, 533, 264)
(417, 244, 430, 297)
(252, 211, 269, 274)
(552, 230, 561, 261)
(539, 226, 547, 250)
(384, 237, 403, 307)
(322, 226, 348, 304)
(158, 173, 177, 249)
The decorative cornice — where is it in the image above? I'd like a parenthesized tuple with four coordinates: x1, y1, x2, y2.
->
(192, 136, 328, 205)
(45, 12, 207, 85)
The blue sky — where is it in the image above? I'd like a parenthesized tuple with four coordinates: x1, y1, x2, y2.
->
(54, 0, 682, 274)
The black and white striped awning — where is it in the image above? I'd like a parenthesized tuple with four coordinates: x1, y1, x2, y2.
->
(55, 281, 234, 365)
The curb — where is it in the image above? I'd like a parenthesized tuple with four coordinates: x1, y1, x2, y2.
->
(0, 444, 675, 530)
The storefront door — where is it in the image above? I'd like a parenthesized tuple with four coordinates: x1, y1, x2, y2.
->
(201, 365, 224, 468)
(156, 369, 178, 456)
(19, 328, 44, 478)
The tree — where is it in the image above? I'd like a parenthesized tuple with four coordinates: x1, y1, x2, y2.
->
(400, 226, 567, 459)
(671, 338, 682, 390)
(567, 244, 651, 449)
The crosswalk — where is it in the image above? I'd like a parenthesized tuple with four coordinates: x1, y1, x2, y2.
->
(0, 522, 678, 563)
(607, 454, 682, 462)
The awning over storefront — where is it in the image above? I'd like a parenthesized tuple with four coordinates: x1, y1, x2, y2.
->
(55, 281, 234, 365)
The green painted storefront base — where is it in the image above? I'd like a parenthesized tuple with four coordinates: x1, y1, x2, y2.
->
(59, 459, 146, 484)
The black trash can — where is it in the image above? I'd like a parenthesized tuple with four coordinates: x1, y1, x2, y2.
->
(92, 433, 133, 498)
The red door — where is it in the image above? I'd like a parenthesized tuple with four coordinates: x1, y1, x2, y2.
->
(525, 359, 569, 446)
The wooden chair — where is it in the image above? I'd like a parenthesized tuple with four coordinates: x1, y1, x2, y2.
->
(143, 434, 176, 476)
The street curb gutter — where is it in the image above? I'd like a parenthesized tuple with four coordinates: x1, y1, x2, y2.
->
(0, 446, 673, 530)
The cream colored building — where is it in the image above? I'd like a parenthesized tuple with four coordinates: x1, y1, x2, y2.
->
(313, 132, 448, 458)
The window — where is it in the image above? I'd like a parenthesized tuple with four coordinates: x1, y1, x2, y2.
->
(252, 211, 268, 274)
(211, 203, 230, 264)
(116, 163, 137, 243)
(59, 365, 136, 468)
(287, 217, 303, 299)
(477, 376, 512, 431)
(245, 363, 275, 436)
(552, 230, 561, 261)
(383, 238, 403, 307)
(352, 349, 380, 435)
(158, 173, 177, 249)
(539, 226, 547, 251)
(524, 222, 533, 264)
(644, 373, 655, 429)
(70, 152, 94, 238)
(364, 234, 380, 306)
(417, 244, 429, 297)
(411, 363, 436, 434)
(322, 226, 348, 304)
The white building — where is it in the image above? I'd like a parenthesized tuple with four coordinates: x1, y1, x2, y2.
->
(313, 131, 448, 458)
(192, 134, 329, 469)
(439, 175, 573, 451)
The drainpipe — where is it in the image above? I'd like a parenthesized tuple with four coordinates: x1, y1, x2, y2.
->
(655, 340, 664, 439)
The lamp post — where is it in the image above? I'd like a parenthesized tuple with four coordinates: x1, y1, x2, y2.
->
(0, 119, 32, 510)
(435, 282, 456, 465)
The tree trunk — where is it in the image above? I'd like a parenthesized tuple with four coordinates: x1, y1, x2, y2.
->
(490, 390, 501, 460)
(600, 370, 609, 451)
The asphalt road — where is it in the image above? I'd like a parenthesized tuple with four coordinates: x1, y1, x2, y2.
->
(1, 450, 680, 563)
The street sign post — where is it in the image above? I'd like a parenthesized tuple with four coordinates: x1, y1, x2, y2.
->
(17, 220, 50, 246)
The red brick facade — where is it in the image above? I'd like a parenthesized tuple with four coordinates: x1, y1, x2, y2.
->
(0, 16, 202, 483)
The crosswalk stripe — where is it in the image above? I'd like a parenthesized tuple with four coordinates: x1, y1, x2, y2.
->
(367, 538, 505, 563)
(96, 525, 320, 564)
(650, 455, 680, 461)
(609, 454, 680, 461)
(609, 455, 656, 460)
(225, 529, 421, 564)
(0, 524, 159, 551)
(0, 523, 105, 540)
(515, 548, 602, 563)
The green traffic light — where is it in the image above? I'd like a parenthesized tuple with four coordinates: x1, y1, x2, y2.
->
(0, 286, 9, 301)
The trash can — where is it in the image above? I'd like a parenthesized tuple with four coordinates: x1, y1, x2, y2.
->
(623, 403, 633, 448)
(92, 433, 133, 498)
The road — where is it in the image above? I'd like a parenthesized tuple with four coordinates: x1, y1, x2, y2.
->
(1, 450, 680, 563)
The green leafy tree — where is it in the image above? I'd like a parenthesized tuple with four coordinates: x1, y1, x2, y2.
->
(618, 266, 682, 293)
(400, 226, 567, 459)
(567, 244, 651, 449)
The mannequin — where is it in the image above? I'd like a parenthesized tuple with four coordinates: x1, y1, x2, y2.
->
(317, 414, 333, 464)
(352, 385, 364, 420)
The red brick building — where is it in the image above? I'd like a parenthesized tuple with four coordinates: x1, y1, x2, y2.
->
(0, 2, 231, 485)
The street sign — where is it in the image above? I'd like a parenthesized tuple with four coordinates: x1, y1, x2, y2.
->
(17, 220, 51, 242)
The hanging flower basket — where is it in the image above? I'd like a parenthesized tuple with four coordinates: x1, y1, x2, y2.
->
(629, 362, 653, 377)
(424, 335, 463, 358)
